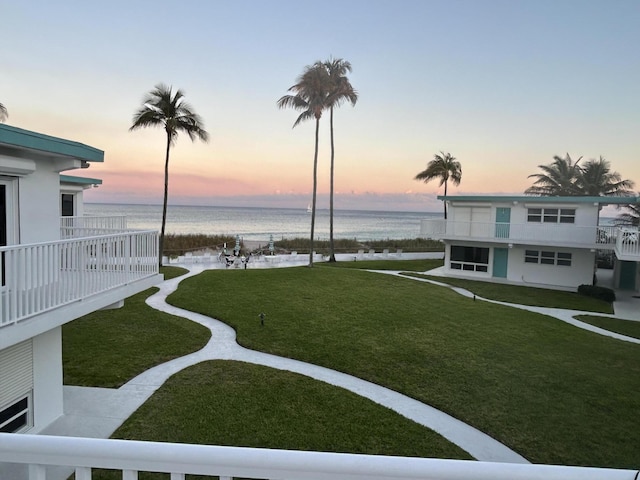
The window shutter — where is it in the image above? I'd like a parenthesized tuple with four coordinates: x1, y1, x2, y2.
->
(0, 340, 33, 408)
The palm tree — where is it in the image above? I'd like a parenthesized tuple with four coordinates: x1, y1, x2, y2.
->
(525, 153, 583, 196)
(277, 64, 331, 267)
(130, 84, 209, 266)
(0, 103, 7, 123)
(414, 152, 462, 219)
(616, 200, 640, 227)
(576, 156, 635, 196)
(322, 58, 358, 262)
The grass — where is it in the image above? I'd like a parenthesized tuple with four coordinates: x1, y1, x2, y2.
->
(165, 267, 640, 468)
(576, 315, 640, 340)
(405, 273, 614, 314)
(320, 258, 443, 271)
(62, 266, 208, 387)
(114, 361, 470, 455)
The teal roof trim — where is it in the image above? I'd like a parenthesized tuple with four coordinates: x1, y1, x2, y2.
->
(0, 124, 104, 162)
(60, 174, 102, 185)
(437, 195, 640, 205)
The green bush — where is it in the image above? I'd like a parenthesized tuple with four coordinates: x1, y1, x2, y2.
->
(577, 284, 616, 303)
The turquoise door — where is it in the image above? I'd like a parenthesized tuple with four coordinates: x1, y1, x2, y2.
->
(493, 248, 508, 278)
(495, 207, 511, 238)
(619, 261, 637, 290)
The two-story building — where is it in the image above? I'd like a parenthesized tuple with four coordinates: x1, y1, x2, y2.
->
(0, 124, 161, 435)
(421, 195, 640, 291)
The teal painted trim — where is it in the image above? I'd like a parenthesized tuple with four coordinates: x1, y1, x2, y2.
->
(437, 195, 640, 205)
(60, 174, 102, 185)
(0, 124, 104, 162)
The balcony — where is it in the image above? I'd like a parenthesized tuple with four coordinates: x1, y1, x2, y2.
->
(420, 219, 640, 260)
(0, 434, 637, 480)
(0, 218, 161, 349)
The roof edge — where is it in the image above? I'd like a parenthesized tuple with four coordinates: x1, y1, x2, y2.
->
(0, 124, 104, 163)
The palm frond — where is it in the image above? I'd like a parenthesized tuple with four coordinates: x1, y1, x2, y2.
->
(0, 102, 8, 123)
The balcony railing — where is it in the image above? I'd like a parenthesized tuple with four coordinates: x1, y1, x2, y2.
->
(61, 215, 128, 238)
(0, 230, 158, 328)
(0, 434, 637, 480)
(616, 228, 640, 259)
(421, 219, 632, 248)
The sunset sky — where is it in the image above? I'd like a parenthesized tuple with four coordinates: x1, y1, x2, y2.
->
(2, 0, 638, 212)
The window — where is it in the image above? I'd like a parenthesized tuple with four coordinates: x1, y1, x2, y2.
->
(0, 395, 31, 433)
(61, 193, 74, 216)
(450, 246, 489, 272)
(523, 250, 572, 267)
(527, 208, 575, 224)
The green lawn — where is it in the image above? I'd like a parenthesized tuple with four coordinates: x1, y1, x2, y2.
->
(406, 273, 613, 313)
(63, 278, 209, 388)
(112, 361, 470, 458)
(576, 315, 640, 340)
(321, 258, 443, 271)
(165, 267, 640, 468)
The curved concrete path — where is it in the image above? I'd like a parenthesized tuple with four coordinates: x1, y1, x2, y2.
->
(132, 265, 528, 464)
(382, 271, 640, 345)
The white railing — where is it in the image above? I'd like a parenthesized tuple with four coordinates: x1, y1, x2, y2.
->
(0, 434, 637, 480)
(420, 219, 623, 248)
(616, 228, 640, 258)
(60, 215, 128, 238)
(0, 231, 158, 327)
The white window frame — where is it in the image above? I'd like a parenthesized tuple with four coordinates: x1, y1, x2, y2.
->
(527, 208, 576, 224)
(0, 392, 32, 433)
(524, 250, 572, 267)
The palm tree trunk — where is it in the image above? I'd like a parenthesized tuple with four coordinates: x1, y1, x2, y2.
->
(328, 107, 336, 262)
(159, 132, 171, 267)
(309, 118, 320, 267)
(443, 181, 448, 220)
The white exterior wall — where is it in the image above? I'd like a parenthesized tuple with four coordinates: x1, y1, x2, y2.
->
(443, 242, 594, 290)
(30, 328, 63, 433)
(506, 246, 594, 289)
(18, 162, 62, 243)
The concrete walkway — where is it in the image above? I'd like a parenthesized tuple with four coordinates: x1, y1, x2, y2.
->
(39, 262, 529, 471)
(411, 268, 640, 344)
(35, 257, 640, 478)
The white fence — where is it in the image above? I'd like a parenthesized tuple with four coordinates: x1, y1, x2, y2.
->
(0, 231, 158, 327)
(419, 219, 636, 250)
(60, 215, 128, 238)
(616, 228, 640, 259)
(0, 434, 637, 480)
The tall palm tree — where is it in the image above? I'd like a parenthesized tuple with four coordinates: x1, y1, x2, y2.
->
(130, 84, 209, 266)
(277, 64, 330, 267)
(525, 153, 583, 196)
(576, 156, 635, 196)
(414, 152, 462, 219)
(0, 103, 7, 123)
(616, 199, 640, 227)
(322, 58, 358, 262)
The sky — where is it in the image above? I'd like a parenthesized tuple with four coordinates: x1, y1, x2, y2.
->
(2, 0, 639, 212)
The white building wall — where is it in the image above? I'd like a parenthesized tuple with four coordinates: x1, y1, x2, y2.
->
(18, 163, 61, 243)
(30, 327, 63, 433)
(507, 247, 594, 289)
(442, 242, 595, 290)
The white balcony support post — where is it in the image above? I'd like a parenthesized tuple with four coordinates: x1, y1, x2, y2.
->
(123, 470, 138, 480)
(75, 466, 92, 480)
(28, 464, 45, 480)
(170, 473, 186, 480)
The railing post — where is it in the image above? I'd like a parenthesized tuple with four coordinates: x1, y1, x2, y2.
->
(28, 464, 46, 480)
(75, 466, 92, 480)
(123, 469, 138, 480)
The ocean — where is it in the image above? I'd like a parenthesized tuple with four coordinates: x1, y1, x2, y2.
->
(84, 203, 441, 242)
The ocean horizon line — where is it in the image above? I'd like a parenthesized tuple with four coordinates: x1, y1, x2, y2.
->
(85, 201, 442, 217)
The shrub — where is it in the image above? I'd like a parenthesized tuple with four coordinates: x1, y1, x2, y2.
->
(577, 284, 616, 303)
